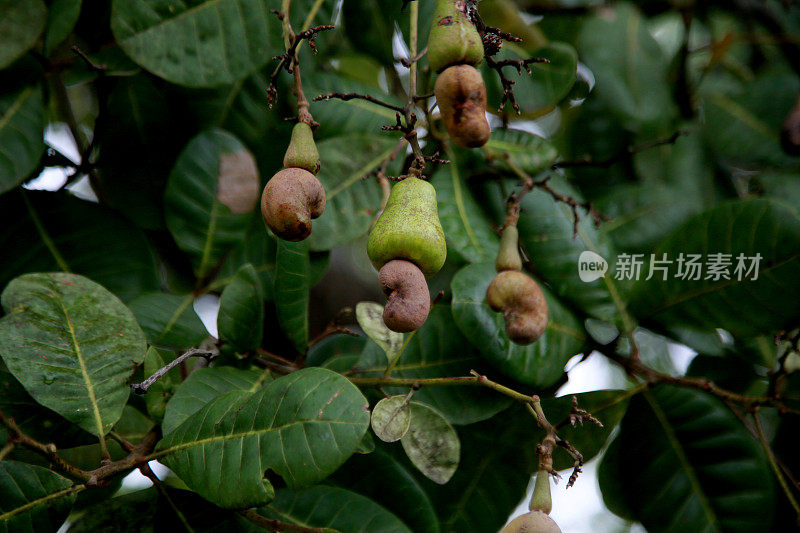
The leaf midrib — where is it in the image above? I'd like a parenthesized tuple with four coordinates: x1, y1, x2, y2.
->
(643, 390, 721, 532)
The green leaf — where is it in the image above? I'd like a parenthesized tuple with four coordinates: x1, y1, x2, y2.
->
(275, 239, 310, 352)
(307, 334, 367, 368)
(451, 263, 586, 387)
(597, 436, 635, 521)
(355, 302, 404, 366)
(260, 485, 410, 533)
(128, 293, 208, 350)
(431, 152, 499, 264)
(341, 0, 395, 66)
(309, 135, 399, 251)
(355, 306, 512, 425)
(599, 386, 775, 532)
(218, 263, 264, 352)
(577, 3, 677, 128)
(330, 448, 440, 533)
(43, 0, 81, 55)
(0, 0, 46, 69)
(164, 129, 260, 279)
(216, 215, 278, 299)
(511, 175, 628, 325)
(65, 489, 158, 533)
(630, 199, 800, 339)
(110, 0, 276, 87)
(0, 82, 44, 194)
(162, 365, 268, 436)
(0, 191, 160, 303)
(483, 129, 559, 175)
(142, 347, 179, 423)
(701, 65, 799, 168)
(401, 402, 460, 485)
(157, 368, 370, 509)
(371, 395, 411, 443)
(0, 273, 147, 436)
(97, 74, 180, 230)
(483, 41, 577, 115)
(0, 461, 77, 533)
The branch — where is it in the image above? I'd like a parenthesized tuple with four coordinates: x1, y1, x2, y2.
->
(312, 92, 405, 114)
(131, 348, 217, 394)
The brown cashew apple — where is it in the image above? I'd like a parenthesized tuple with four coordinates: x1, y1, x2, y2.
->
(501, 511, 562, 533)
(260, 168, 326, 241)
(486, 270, 548, 345)
(378, 260, 431, 333)
(435, 64, 491, 148)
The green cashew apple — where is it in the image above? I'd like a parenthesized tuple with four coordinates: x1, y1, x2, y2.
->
(435, 64, 491, 148)
(501, 511, 562, 533)
(283, 122, 321, 174)
(495, 225, 523, 272)
(428, 0, 484, 73)
(368, 177, 447, 278)
(486, 270, 548, 345)
(261, 168, 325, 241)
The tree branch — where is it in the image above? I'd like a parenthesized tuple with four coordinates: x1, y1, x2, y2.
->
(130, 348, 217, 395)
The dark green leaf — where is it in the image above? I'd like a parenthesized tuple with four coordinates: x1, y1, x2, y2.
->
(0, 461, 77, 533)
(157, 368, 370, 509)
(162, 365, 268, 436)
(164, 129, 260, 279)
(483, 129, 559, 175)
(599, 386, 775, 532)
(275, 239, 310, 352)
(66, 489, 156, 533)
(451, 263, 586, 388)
(577, 3, 677, 128)
(0, 0, 46, 69)
(630, 199, 800, 339)
(0, 273, 147, 436)
(341, 0, 395, 66)
(218, 263, 264, 352)
(0, 82, 44, 194)
(309, 136, 399, 251)
(111, 0, 276, 87)
(355, 306, 512, 425)
(43, 0, 81, 55)
(259, 485, 411, 533)
(330, 448, 440, 533)
(216, 215, 278, 300)
(431, 153, 499, 264)
(0, 192, 160, 303)
(128, 293, 208, 350)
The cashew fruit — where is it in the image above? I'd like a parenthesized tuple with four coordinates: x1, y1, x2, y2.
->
(283, 122, 321, 174)
(379, 259, 431, 332)
(260, 167, 326, 241)
(486, 270, 548, 345)
(435, 64, 491, 148)
(501, 511, 562, 533)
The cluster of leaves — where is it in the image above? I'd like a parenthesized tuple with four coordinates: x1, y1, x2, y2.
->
(0, 0, 799, 532)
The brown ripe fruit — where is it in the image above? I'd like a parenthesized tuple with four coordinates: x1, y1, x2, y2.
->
(486, 270, 548, 345)
(378, 259, 431, 333)
(435, 64, 491, 148)
(501, 511, 562, 533)
(261, 168, 326, 241)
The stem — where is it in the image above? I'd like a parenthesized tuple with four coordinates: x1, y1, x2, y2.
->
(130, 349, 216, 394)
(349, 370, 535, 404)
(300, 0, 326, 33)
(753, 412, 800, 522)
(408, 0, 419, 105)
(383, 330, 416, 377)
(238, 509, 332, 533)
(0, 442, 15, 461)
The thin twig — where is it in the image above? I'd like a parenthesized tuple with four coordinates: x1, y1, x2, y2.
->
(131, 349, 216, 395)
(238, 509, 335, 532)
(312, 92, 405, 113)
(553, 130, 689, 169)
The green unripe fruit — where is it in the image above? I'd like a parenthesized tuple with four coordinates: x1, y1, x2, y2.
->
(428, 0, 484, 73)
(501, 511, 562, 533)
(528, 469, 552, 514)
(283, 122, 321, 174)
(486, 270, 548, 345)
(367, 177, 447, 278)
(496, 225, 523, 272)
